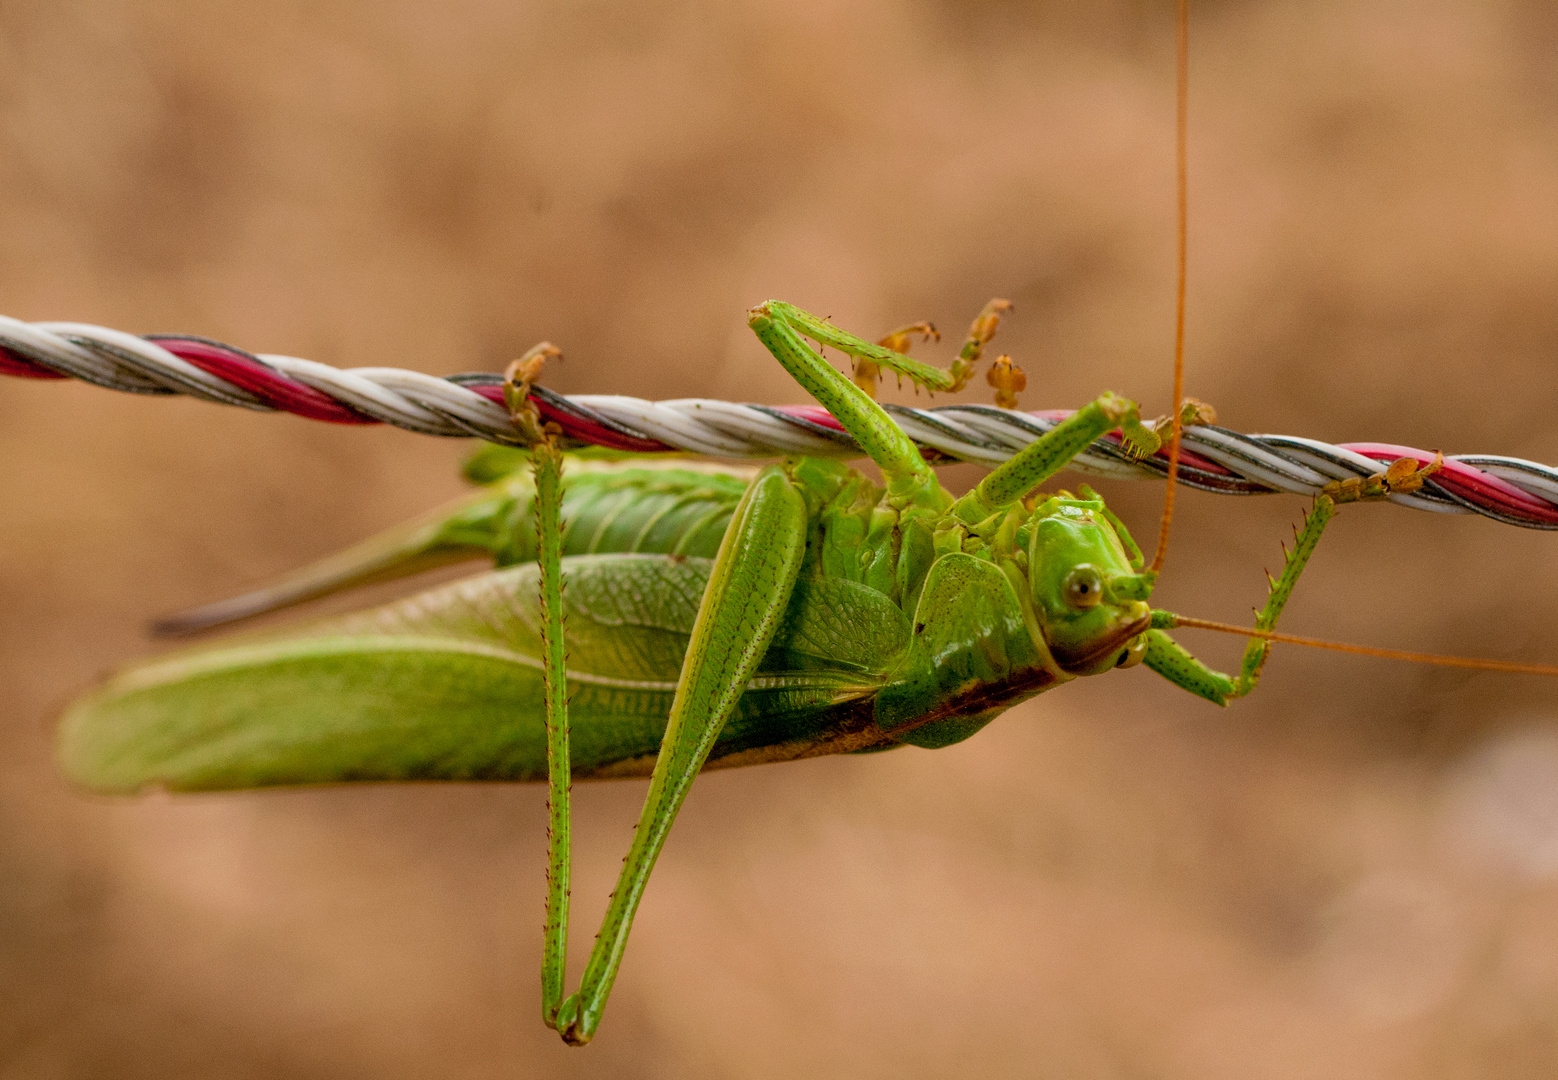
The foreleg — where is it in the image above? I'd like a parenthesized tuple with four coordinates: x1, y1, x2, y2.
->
(1146, 455, 1443, 704)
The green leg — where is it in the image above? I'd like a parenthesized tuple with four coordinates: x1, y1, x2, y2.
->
(948, 392, 1162, 524)
(747, 300, 1158, 514)
(1146, 495, 1336, 705)
(498, 343, 579, 1032)
(1143, 453, 1444, 704)
(855, 298, 1013, 399)
(533, 443, 573, 1028)
(748, 301, 1176, 525)
(755, 299, 980, 395)
(853, 318, 940, 396)
(748, 301, 938, 498)
(553, 465, 809, 1045)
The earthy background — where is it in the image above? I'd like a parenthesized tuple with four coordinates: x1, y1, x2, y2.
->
(4, 1, 1558, 1077)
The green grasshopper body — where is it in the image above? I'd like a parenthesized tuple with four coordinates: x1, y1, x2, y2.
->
(59, 300, 1397, 1043)
(57, 453, 1139, 790)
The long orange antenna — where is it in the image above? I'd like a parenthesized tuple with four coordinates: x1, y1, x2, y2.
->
(1171, 616, 1558, 677)
(1149, 0, 1189, 578)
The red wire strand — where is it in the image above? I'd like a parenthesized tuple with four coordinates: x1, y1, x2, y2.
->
(5, 336, 1558, 526)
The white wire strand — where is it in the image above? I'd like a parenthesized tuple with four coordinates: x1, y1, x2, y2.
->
(5, 314, 1558, 527)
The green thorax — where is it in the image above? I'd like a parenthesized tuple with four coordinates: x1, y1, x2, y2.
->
(484, 461, 751, 565)
(472, 457, 1152, 750)
(467, 455, 945, 614)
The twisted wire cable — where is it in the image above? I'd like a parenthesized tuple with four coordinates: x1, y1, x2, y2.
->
(5, 315, 1557, 529)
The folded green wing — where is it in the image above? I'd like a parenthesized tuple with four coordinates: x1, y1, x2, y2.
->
(60, 556, 907, 793)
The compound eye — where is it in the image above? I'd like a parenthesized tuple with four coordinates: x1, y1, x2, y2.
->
(1063, 566, 1105, 610)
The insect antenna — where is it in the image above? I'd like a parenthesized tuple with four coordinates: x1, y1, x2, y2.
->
(1170, 616, 1558, 678)
(1148, 0, 1191, 578)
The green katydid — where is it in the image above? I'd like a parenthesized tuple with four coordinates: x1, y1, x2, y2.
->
(56, 297, 1448, 1045)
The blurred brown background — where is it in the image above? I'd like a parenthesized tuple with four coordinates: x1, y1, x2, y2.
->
(4, 1, 1558, 1076)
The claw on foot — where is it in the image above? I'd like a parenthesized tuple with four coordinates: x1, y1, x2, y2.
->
(985, 354, 1026, 409)
(961, 298, 1013, 358)
(949, 298, 1013, 392)
(1096, 391, 1163, 459)
(1322, 450, 1445, 504)
(1149, 396, 1217, 441)
(503, 341, 564, 447)
(878, 321, 940, 355)
(1119, 419, 1163, 460)
(858, 321, 940, 396)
